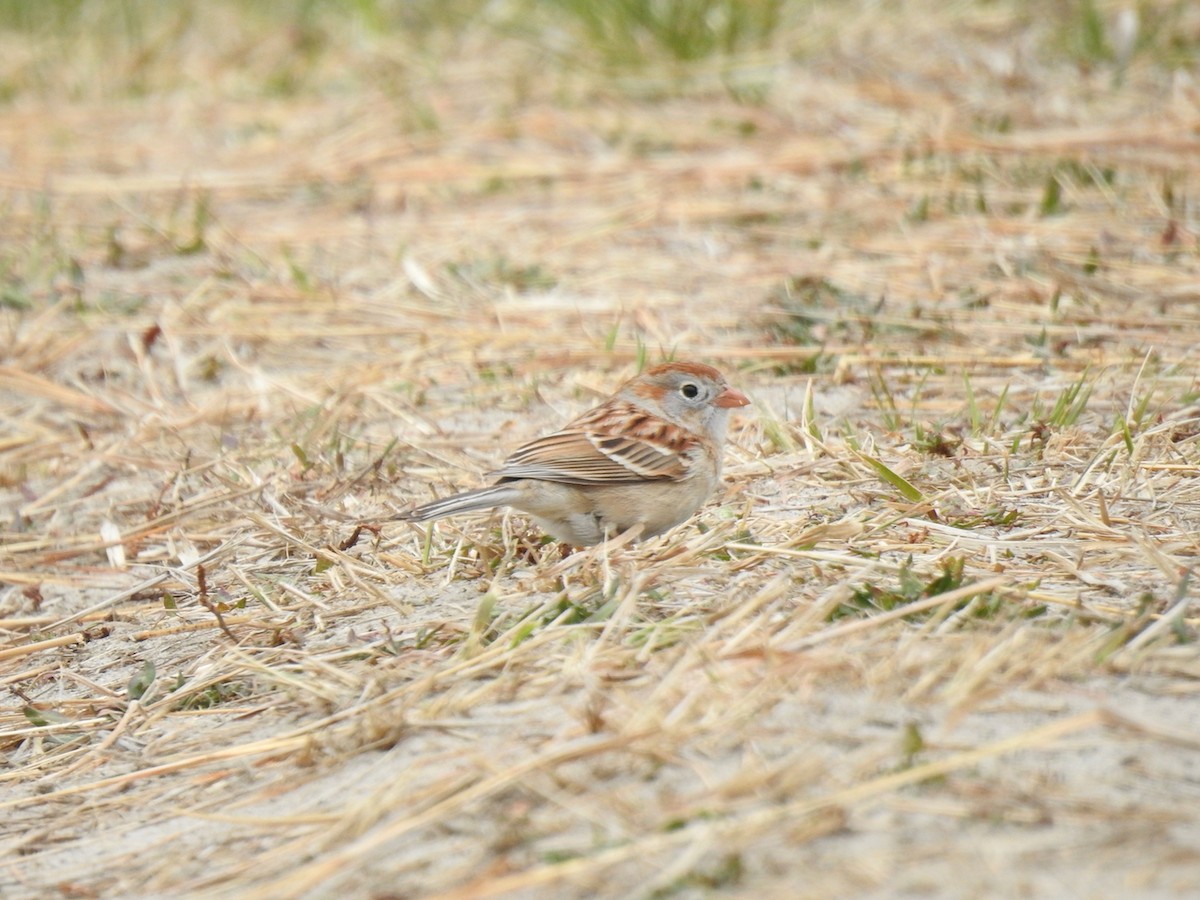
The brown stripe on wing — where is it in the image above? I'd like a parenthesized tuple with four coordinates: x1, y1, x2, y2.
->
(567, 402, 697, 453)
(494, 430, 641, 483)
(589, 433, 688, 479)
(492, 402, 698, 484)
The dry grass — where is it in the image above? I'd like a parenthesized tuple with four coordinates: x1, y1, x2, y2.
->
(3, 1, 1200, 897)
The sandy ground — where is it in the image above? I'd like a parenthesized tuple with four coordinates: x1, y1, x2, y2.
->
(3, 3, 1200, 898)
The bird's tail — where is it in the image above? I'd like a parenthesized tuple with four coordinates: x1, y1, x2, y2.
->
(393, 484, 518, 523)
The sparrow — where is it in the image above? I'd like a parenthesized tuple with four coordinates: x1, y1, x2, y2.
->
(395, 362, 749, 546)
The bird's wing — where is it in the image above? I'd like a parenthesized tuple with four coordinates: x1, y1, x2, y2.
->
(491, 403, 698, 484)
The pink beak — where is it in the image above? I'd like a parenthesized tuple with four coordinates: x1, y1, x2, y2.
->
(715, 387, 750, 409)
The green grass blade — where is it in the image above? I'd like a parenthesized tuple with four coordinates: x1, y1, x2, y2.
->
(855, 451, 923, 502)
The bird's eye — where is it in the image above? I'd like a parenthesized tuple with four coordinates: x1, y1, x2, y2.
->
(680, 382, 700, 399)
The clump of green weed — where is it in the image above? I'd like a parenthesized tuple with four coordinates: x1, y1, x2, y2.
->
(543, 0, 786, 66)
(830, 557, 1007, 621)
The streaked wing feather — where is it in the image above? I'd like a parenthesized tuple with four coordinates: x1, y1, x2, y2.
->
(591, 435, 688, 478)
(493, 423, 691, 484)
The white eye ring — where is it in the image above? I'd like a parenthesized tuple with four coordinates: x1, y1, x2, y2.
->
(680, 382, 700, 399)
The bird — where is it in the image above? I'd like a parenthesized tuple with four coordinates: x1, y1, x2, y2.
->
(394, 362, 750, 546)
